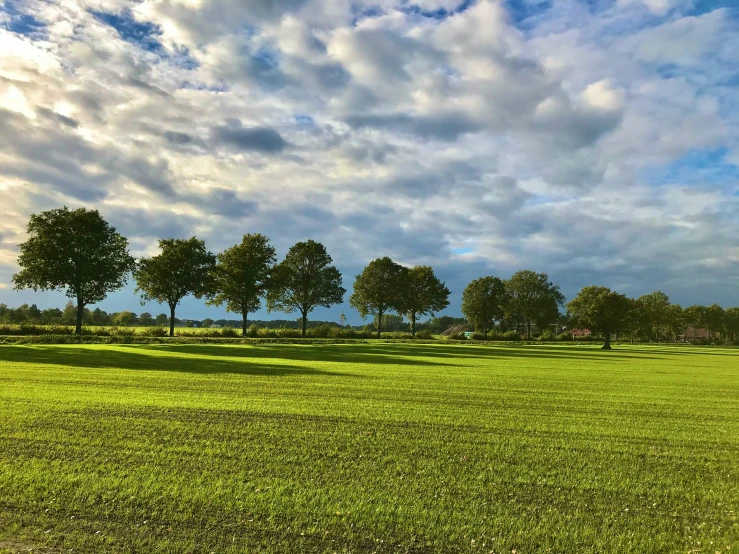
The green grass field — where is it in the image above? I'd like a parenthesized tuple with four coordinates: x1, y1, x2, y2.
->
(1, 343, 737, 553)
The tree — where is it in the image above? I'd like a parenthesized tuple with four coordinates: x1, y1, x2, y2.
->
(201, 318, 215, 329)
(568, 286, 632, 350)
(155, 313, 169, 327)
(461, 276, 506, 336)
(134, 237, 216, 337)
(267, 240, 345, 337)
(636, 291, 671, 341)
(113, 311, 137, 327)
(683, 305, 706, 342)
(396, 265, 450, 336)
(138, 312, 154, 326)
(704, 304, 726, 341)
(665, 304, 685, 343)
(725, 307, 739, 342)
(207, 234, 276, 336)
(12, 207, 135, 335)
(350, 257, 405, 337)
(504, 270, 565, 339)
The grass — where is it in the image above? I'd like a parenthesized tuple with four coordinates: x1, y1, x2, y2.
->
(0, 343, 737, 553)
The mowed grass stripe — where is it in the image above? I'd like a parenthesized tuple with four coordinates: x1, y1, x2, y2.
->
(0, 343, 737, 553)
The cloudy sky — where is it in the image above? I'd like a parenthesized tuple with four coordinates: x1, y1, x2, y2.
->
(0, 0, 737, 322)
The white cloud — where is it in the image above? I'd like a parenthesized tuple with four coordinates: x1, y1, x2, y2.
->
(0, 0, 738, 317)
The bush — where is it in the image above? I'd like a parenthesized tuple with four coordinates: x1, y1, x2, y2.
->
(471, 333, 488, 341)
(246, 324, 259, 338)
(414, 329, 434, 340)
(277, 328, 303, 338)
(142, 326, 168, 337)
(109, 326, 135, 337)
(540, 329, 556, 341)
(308, 324, 335, 338)
(219, 327, 239, 338)
(448, 332, 468, 341)
(501, 331, 522, 341)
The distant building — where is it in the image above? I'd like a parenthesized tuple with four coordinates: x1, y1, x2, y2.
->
(682, 327, 708, 340)
(210, 324, 222, 329)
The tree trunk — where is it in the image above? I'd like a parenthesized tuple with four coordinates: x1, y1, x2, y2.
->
(526, 320, 531, 340)
(169, 305, 176, 337)
(377, 310, 383, 338)
(242, 311, 248, 336)
(411, 312, 416, 337)
(301, 311, 307, 337)
(602, 330, 612, 350)
(75, 295, 84, 336)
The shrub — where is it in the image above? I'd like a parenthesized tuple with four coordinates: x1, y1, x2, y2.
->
(109, 326, 135, 337)
(277, 328, 303, 338)
(142, 326, 168, 337)
(220, 327, 239, 338)
(247, 324, 259, 338)
(540, 329, 556, 341)
(414, 329, 434, 340)
(502, 331, 522, 341)
(308, 324, 335, 338)
(448, 332, 468, 341)
(471, 332, 488, 341)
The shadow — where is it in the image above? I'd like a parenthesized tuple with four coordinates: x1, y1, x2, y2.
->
(0, 345, 353, 377)
(144, 342, 658, 364)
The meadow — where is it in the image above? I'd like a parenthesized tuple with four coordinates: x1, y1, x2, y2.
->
(0, 343, 737, 553)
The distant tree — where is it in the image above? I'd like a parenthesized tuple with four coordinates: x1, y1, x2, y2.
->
(683, 305, 706, 342)
(90, 308, 110, 326)
(201, 318, 215, 328)
(665, 304, 685, 343)
(461, 276, 507, 336)
(61, 302, 77, 326)
(372, 313, 407, 333)
(12, 207, 135, 335)
(704, 304, 726, 341)
(207, 234, 276, 336)
(568, 286, 632, 350)
(26, 304, 42, 324)
(138, 312, 154, 326)
(113, 311, 137, 327)
(41, 308, 63, 325)
(636, 291, 671, 341)
(267, 240, 345, 337)
(725, 307, 739, 342)
(350, 257, 405, 337)
(396, 265, 450, 336)
(155, 313, 169, 327)
(134, 237, 216, 337)
(504, 270, 565, 338)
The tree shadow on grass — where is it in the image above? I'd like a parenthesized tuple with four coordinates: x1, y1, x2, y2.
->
(0, 346, 354, 377)
(140, 343, 658, 364)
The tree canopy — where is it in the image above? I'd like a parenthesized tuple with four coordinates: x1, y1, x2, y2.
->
(134, 237, 216, 336)
(12, 207, 135, 335)
(396, 266, 450, 336)
(568, 286, 632, 350)
(207, 234, 276, 335)
(350, 257, 406, 337)
(267, 240, 345, 337)
(461, 276, 507, 336)
(505, 270, 565, 338)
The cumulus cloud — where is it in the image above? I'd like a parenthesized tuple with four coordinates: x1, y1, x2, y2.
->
(0, 0, 738, 319)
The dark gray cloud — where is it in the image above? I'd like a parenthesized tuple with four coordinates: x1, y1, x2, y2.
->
(212, 121, 288, 153)
(345, 112, 483, 141)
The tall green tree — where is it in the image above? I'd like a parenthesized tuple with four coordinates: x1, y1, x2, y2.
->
(665, 304, 685, 343)
(725, 307, 739, 342)
(138, 312, 154, 326)
(568, 286, 632, 350)
(461, 276, 506, 336)
(267, 240, 345, 337)
(636, 291, 671, 341)
(12, 207, 135, 335)
(704, 304, 726, 341)
(397, 266, 450, 336)
(504, 270, 565, 338)
(350, 257, 406, 337)
(207, 234, 276, 335)
(134, 237, 216, 337)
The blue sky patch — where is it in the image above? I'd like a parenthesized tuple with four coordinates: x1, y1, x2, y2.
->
(91, 9, 164, 54)
(644, 148, 739, 188)
(1, 1, 46, 37)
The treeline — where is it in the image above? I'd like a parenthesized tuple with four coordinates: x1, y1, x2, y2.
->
(11, 207, 739, 345)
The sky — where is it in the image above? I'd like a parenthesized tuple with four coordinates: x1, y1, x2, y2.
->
(0, 0, 737, 324)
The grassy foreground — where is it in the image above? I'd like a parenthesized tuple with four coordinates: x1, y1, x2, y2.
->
(0, 344, 737, 553)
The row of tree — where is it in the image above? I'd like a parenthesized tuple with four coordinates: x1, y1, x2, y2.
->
(12, 207, 739, 344)
(12, 207, 453, 337)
